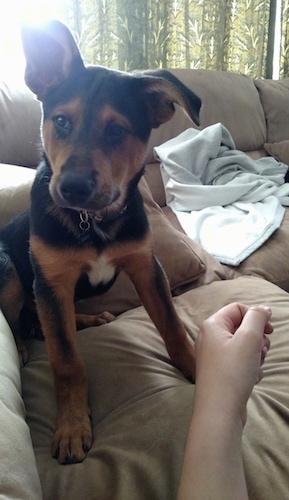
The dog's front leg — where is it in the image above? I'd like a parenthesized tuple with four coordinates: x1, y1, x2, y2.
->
(31, 250, 92, 464)
(123, 250, 196, 381)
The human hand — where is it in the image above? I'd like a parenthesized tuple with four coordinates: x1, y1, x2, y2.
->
(194, 303, 273, 426)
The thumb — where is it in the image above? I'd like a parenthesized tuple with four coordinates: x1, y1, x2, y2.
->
(234, 305, 272, 349)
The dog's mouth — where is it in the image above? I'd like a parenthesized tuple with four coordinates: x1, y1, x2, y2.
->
(50, 173, 123, 219)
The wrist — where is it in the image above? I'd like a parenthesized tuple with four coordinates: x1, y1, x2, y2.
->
(193, 384, 245, 431)
(179, 394, 247, 500)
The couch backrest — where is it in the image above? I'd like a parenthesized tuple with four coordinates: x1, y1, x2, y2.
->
(0, 70, 270, 169)
(0, 81, 41, 168)
(146, 69, 268, 162)
(2, 71, 289, 208)
(254, 78, 289, 144)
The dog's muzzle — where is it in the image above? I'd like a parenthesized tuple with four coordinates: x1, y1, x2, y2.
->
(58, 172, 95, 206)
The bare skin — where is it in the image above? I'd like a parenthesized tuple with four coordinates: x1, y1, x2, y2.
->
(177, 303, 273, 500)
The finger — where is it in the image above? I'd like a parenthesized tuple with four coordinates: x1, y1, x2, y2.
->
(208, 302, 251, 333)
(237, 305, 272, 336)
(234, 305, 272, 352)
(264, 321, 274, 335)
(257, 334, 271, 383)
(248, 305, 272, 321)
(211, 303, 272, 336)
(261, 334, 271, 362)
(256, 369, 264, 385)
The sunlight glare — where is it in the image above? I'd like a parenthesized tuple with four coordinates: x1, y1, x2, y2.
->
(0, 0, 65, 83)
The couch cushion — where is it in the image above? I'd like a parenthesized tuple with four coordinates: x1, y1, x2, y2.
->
(264, 140, 289, 166)
(0, 311, 42, 500)
(0, 81, 41, 167)
(21, 276, 289, 499)
(146, 69, 267, 162)
(225, 208, 289, 291)
(254, 78, 289, 143)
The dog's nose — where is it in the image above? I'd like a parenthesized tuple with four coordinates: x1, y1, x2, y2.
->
(59, 173, 95, 205)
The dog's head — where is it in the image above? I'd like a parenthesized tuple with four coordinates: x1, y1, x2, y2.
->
(22, 20, 201, 217)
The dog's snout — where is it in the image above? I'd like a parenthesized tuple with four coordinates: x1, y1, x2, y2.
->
(59, 173, 95, 206)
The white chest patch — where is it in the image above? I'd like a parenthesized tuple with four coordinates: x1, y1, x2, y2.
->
(87, 256, 116, 287)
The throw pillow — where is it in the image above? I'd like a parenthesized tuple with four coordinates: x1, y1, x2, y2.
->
(264, 141, 289, 166)
(254, 78, 289, 144)
(77, 177, 208, 316)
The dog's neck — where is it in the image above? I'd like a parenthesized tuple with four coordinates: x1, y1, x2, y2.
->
(81, 205, 128, 224)
(77, 205, 128, 244)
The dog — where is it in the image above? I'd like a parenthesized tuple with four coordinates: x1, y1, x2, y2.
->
(0, 20, 201, 464)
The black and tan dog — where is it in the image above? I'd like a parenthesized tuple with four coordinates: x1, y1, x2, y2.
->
(0, 20, 201, 464)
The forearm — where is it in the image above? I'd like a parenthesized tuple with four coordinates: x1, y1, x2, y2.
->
(177, 399, 248, 500)
(177, 303, 272, 499)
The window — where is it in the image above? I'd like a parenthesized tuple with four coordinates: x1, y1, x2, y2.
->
(0, 1, 286, 83)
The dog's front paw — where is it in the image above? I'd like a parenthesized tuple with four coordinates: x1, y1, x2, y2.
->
(76, 311, 115, 329)
(95, 311, 115, 324)
(52, 412, 92, 464)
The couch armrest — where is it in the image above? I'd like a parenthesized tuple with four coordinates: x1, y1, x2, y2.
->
(0, 164, 35, 228)
(0, 310, 42, 499)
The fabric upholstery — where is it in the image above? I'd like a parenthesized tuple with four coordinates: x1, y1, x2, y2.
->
(254, 78, 289, 143)
(146, 69, 267, 162)
(0, 164, 35, 228)
(264, 140, 289, 166)
(0, 312, 42, 500)
(2, 68, 289, 500)
(0, 81, 41, 167)
(21, 276, 289, 500)
(226, 209, 289, 291)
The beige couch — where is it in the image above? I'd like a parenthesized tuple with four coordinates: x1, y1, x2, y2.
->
(1, 70, 289, 499)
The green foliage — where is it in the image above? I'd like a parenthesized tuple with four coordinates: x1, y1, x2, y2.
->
(62, 0, 272, 78)
(280, 0, 289, 76)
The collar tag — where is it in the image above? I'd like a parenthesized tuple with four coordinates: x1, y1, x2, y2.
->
(78, 211, 91, 243)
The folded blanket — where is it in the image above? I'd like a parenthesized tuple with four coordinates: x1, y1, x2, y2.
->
(154, 124, 289, 265)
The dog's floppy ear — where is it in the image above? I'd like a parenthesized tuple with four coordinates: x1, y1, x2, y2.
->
(21, 20, 84, 100)
(135, 70, 202, 128)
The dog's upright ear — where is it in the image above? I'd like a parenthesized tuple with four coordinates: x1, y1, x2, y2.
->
(134, 69, 202, 128)
(21, 20, 84, 100)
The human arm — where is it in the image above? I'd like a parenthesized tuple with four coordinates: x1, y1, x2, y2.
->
(177, 303, 273, 500)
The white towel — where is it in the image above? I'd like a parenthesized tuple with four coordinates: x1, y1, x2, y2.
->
(154, 124, 289, 265)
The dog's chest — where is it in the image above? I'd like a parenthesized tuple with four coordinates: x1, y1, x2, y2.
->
(86, 256, 116, 286)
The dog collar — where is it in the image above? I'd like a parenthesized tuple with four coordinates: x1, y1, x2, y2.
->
(78, 205, 127, 243)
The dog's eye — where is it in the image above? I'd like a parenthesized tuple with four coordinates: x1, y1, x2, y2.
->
(53, 115, 72, 138)
(106, 124, 128, 145)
